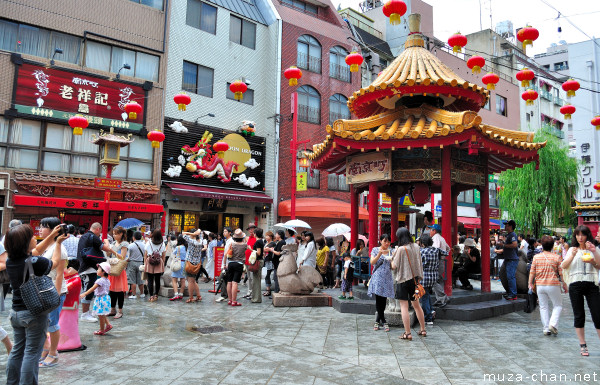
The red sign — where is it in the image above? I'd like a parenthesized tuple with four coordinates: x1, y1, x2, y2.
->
(30, 219, 42, 239)
(94, 178, 122, 189)
(214, 246, 224, 277)
(14, 62, 145, 131)
(14, 195, 164, 213)
(490, 208, 500, 218)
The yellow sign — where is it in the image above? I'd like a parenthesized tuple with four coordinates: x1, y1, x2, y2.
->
(402, 195, 413, 205)
(221, 133, 252, 173)
(297, 172, 307, 191)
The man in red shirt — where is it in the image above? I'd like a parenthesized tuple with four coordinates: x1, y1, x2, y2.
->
(246, 224, 257, 249)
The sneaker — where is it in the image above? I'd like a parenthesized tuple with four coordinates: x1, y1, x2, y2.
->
(170, 294, 180, 301)
(431, 310, 436, 320)
(347, 296, 354, 300)
(505, 296, 518, 301)
(543, 330, 551, 336)
(373, 322, 380, 331)
(426, 320, 434, 325)
(383, 323, 390, 332)
(338, 295, 347, 300)
(128, 295, 137, 299)
(139, 294, 146, 298)
(216, 297, 227, 302)
(549, 325, 558, 335)
(82, 313, 98, 323)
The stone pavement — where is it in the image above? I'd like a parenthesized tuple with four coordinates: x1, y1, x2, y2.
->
(1, 279, 599, 385)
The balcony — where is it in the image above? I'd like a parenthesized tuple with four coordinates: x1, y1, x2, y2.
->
(297, 52, 321, 74)
(540, 90, 552, 101)
(329, 62, 351, 82)
(553, 96, 563, 106)
(541, 124, 565, 139)
(298, 105, 320, 124)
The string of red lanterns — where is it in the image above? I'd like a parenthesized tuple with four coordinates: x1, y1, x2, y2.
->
(521, 89, 538, 106)
(147, 130, 165, 148)
(382, 0, 407, 26)
(516, 25, 539, 54)
(467, 56, 485, 74)
(345, 51, 363, 73)
(447, 32, 467, 53)
(560, 104, 576, 120)
(173, 93, 191, 111)
(562, 79, 580, 98)
(515, 68, 535, 88)
(481, 73, 499, 90)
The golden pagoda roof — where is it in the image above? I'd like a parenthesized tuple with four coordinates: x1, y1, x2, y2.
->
(572, 204, 600, 210)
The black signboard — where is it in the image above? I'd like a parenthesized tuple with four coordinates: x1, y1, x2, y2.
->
(202, 198, 228, 212)
(162, 117, 266, 193)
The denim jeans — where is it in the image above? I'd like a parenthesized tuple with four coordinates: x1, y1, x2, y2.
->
(505, 259, 519, 297)
(420, 288, 433, 321)
(6, 309, 49, 385)
(272, 268, 280, 293)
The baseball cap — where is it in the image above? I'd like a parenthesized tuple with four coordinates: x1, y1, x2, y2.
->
(427, 224, 441, 232)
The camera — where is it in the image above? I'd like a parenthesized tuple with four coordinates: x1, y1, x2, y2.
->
(60, 224, 75, 236)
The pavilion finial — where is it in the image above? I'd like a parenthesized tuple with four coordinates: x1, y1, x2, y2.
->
(404, 14, 425, 49)
(408, 13, 421, 34)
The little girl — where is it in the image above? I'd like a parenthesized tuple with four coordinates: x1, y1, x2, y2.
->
(80, 262, 113, 335)
(339, 253, 354, 300)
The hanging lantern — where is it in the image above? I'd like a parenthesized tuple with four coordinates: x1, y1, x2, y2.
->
(562, 79, 580, 98)
(124, 101, 142, 120)
(515, 68, 535, 88)
(595, 183, 600, 193)
(213, 141, 229, 158)
(592, 116, 600, 130)
(448, 32, 467, 53)
(173, 93, 191, 111)
(284, 66, 302, 86)
(521, 89, 539, 106)
(516, 25, 539, 54)
(382, 0, 407, 26)
(229, 80, 247, 101)
(147, 130, 165, 148)
(298, 157, 311, 169)
(68, 115, 88, 136)
(560, 104, 576, 120)
(482, 72, 499, 90)
(408, 183, 430, 205)
(467, 56, 485, 74)
(345, 52, 363, 73)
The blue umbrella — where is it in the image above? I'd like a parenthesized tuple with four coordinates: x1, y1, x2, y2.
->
(115, 218, 144, 229)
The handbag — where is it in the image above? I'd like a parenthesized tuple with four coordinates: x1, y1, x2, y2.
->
(108, 257, 128, 276)
(247, 250, 260, 273)
(405, 246, 426, 300)
(185, 260, 201, 275)
(170, 247, 182, 272)
(20, 257, 60, 315)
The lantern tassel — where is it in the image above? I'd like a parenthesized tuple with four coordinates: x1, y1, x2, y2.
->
(178, 103, 186, 111)
(151, 141, 160, 148)
(453, 45, 461, 53)
(129, 112, 137, 119)
(521, 80, 530, 88)
(567, 90, 575, 97)
(389, 13, 401, 25)
(472, 66, 481, 74)
(235, 92, 243, 101)
(73, 127, 82, 135)
(564, 114, 571, 120)
(526, 100, 534, 106)
(350, 64, 359, 72)
(289, 78, 297, 86)
(487, 84, 495, 90)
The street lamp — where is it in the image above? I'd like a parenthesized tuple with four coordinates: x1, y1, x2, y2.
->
(50, 48, 63, 66)
(195, 113, 215, 123)
(116, 63, 131, 79)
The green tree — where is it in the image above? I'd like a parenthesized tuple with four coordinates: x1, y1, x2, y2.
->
(498, 130, 580, 237)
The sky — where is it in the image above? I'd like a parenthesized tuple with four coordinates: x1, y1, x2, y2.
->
(335, 0, 600, 56)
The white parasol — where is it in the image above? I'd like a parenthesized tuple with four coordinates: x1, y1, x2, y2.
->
(322, 223, 351, 237)
(284, 219, 311, 229)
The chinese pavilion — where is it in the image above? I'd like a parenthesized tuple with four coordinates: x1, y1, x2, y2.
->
(307, 14, 546, 294)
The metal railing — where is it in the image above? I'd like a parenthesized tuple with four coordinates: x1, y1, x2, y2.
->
(329, 62, 351, 82)
(541, 124, 565, 139)
(553, 96, 564, 106)
(540, 90, 552, 101)
(297, 52, 321, 74)
(298, 105, 321, 124)
(339, 12, 383, 39)
(329, 111, 350, 125)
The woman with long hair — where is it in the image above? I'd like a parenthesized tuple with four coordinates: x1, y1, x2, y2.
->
(107, 226, 129, 318)
(368, 234, 394, 332)
(263, 231, 276, 297)
(170, 235, 188, 301)
(144, 229, 166, 302)
(561, 225, 600, 356)
(315, 237, 329, 288)
(300, 232, 317, 267)
(391, 227, 426, 340)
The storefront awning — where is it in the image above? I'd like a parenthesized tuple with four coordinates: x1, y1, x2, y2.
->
(458, 216, 501, 230)
(278, 198, 369, 220)
(14, 195, 164, 213)
(166, 183, 272, 204)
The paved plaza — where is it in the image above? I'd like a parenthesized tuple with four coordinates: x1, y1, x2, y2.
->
(1, 279, 599, 385)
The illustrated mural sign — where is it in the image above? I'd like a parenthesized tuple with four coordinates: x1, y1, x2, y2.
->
(346, 151, 391, 184)
(13, 62, 146, 132)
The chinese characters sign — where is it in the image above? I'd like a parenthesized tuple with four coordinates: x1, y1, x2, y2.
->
(94, 178, 122, 189)
(297, 172, 307, 192)
(577, 141, 598, 202)
(14, 62, 145, 132)
(346, 151, 391, 184)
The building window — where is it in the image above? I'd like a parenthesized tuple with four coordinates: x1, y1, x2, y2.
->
(489, 182, 499, 207)
(495, 94, 507, 117)
(526, 112, 530, 122)
(186, 0, 218, 35)
(297, 35, 321, 74)
(483, 97, 491, 110)
(308, 169, 320, 188)
(329, 94, 350, 124)
(458, 189, 475, 204)
(379, 58, 388, 69)
(182, 61, 214, 97)
(297, 85, 320, 124)
(130, 0, 164, 10)
(226, 83, 254, 105)
(554, 61, 569, 71)
(329, 46, 351, 82)
(229, 15, 256, 49)
(84, 41, 159, 82)
(282, 0, 318, 14)
(327, 173, 349, 191)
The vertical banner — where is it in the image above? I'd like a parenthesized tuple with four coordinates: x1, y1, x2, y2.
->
(213, 246, 224, 277)
(297, 172, 307, 191)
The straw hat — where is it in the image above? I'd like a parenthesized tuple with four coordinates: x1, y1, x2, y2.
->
(232, 229, 246, 239)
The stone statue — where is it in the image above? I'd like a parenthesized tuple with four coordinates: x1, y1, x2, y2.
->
(277, 243, 322, 294)
(499, 250, 529, 294)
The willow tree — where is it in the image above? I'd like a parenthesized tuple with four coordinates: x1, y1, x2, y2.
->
(498, 130, 579, 237)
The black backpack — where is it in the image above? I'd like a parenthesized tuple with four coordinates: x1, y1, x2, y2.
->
(148, 244, 162, 266)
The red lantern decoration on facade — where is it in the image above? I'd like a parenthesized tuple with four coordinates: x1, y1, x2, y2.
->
(409, 183, 431, 205)
(68, 115, 88, 135)
(229, 80, 248, 101)
(382, 0, 407, 26)
(521, 89, 539, 106)
(448, 32, 467, 53)
(147, 130, 165, 148)
(562, 79, 580, 98)
(592, 116, 600, 130)
(213, 141, 229, 158)
(560, 104, 576, 120)
(284, 66, 302, 86)
(515, 68, 535, 88)
(173, 93, 191, 111)
(345, 51, 363, 73)
(517, 25, 539, 54)
(467, 56, 485, 74)
(482, 72, 499, 90)
(124, 101, 142, 120)
(594, 183, 600, 193)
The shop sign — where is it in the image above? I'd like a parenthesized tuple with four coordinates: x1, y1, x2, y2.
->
(346, 151, 391, 184)
(474, 190, 481, 204)
(490, 208, 500, 218)
(576, 141, 596, 202)
(13, 62, 146, 132)
(297, 172, 307, 192)
(214, 246, 224, 277)
(15, 195, 104, 210)
(30, 219, 41, 238)
(94, 178, 122, 189)
(202, 198, 228, 212)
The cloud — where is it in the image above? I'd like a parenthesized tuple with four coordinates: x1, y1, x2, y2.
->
(234, 174, 260, 188)
(163, 164, 182, 178)
(244, 158, 260, 169)
(178, 155, 186, 166)
(169, 121, 188, 133)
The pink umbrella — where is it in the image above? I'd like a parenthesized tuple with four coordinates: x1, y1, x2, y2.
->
(343, 232, 368, 246)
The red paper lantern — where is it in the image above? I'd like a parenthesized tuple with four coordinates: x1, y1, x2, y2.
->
(448, 33, 467, 53)
(560, 104, 576, 120)
(409, 183, 430, 205)
(284, 66, 302, 86)
(229, 80, 248, 101)
(213, 141, 229, 158)
(173, 93, 191, 111)
(382, 0, 407, 26)
(467, 56, 485, 74)
(147, 130, 165, 148)
(592, 116, 600, 130)
(124, 101, 142, 120)
(482, 72, 499, 90)
(345, 52, 363, 73)
(68, 115, 88, 136)
(515, 68, 535, 88)
(521, 89, 538, 106)
(517, 25, 539, 54)
(594, 183, 600, 193)
(562, 79, 580, 98)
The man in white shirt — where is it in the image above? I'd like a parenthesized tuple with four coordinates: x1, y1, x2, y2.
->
(428, 224, 450, 307)
(216, 227, 234, 302)
(518, 234, 529, 256)
(285, 229, 296, 245)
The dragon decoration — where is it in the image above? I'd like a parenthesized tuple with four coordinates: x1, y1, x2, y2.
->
(180, 131, 239, 183)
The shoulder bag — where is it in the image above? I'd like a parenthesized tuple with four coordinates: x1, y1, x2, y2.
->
(170, 246, 182, 272)
(247, 250, 260, 273)
(20, 257, 60, 315)
(405, 246, 426, 300)
(108, 243, 128, 277)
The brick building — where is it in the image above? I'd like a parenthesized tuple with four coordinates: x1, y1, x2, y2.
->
(272, 0, 363, 232)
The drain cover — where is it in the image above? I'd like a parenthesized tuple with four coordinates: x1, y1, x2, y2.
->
(187, 325, 231, 334)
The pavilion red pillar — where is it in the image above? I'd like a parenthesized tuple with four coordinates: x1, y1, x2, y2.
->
(480, 159, 491, 292)
(442, 147, 453, 296)
(368, 182, 379, 254)
(350, 186, 359, 250)
(451, 187, 458, 246)
(390, 192, 399, 243)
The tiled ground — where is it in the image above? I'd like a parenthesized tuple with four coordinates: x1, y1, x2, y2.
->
(1, 279, 599, 384)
